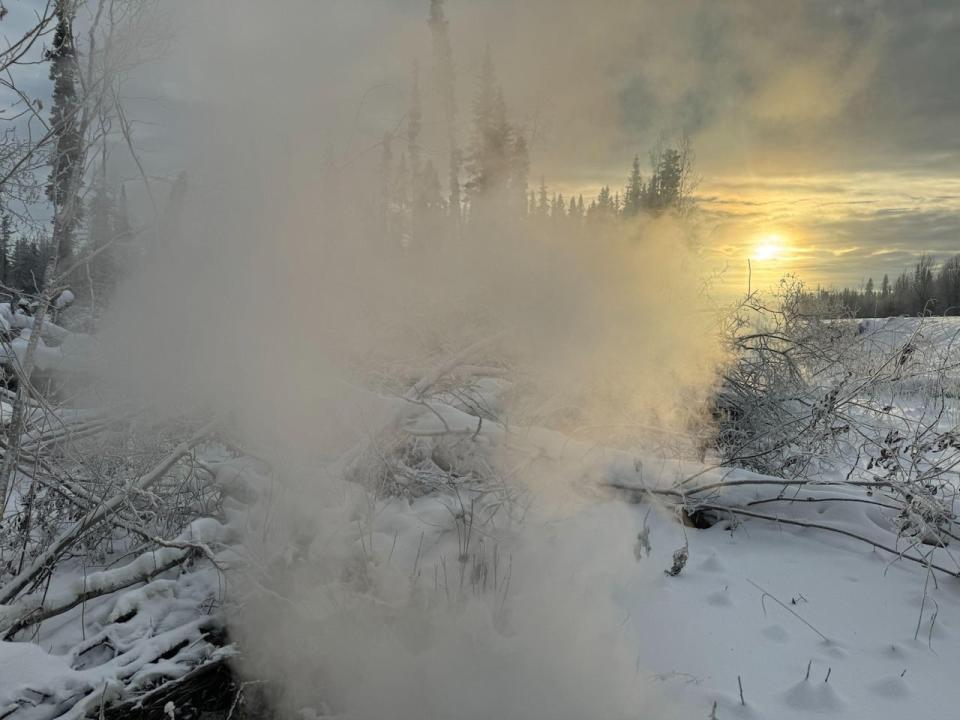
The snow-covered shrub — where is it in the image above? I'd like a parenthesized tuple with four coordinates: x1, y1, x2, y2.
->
(712, 277, 857, 477)
(712, 278, 960, 549)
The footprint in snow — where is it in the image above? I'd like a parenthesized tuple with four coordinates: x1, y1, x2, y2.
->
(760, 624, 789, 643)
(869, 676, 910, 699)
(707, 588, 732, 607)
(881, 643, 906, 658)
(698, 553, 724, 572)
(711, 697, 760, 719)
(782, 679, 845, 713)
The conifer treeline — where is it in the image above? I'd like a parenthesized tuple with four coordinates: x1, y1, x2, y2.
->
(0, 177, 130, 298)
(378, 0, 694, 250)
(810, 254, 960, 317)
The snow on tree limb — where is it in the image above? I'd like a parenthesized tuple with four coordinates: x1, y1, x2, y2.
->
(0, 423, 216, 604)
(0, 516, 228, 638)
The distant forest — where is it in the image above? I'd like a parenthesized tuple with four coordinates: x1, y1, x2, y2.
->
(3, 0, 694, 306)
(809, 254, 960, 317)
(376, 47, 695, 252)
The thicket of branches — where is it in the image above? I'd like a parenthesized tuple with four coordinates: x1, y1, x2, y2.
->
(675, 278, 960, 576)
(0, 2, 245, 716)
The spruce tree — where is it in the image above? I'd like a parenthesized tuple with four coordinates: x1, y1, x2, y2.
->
(655, 148, 683, 211)
(11, 237, 44, 293)
(46, 0, 82, 268)
(466, 48, 513, 206)
(553, 193, 565, 220)
(427, 0, 461, 222)
(0, 212, 11, 286)
(86, 160, 116, 303)
(537, 178, 549, 217)
(511, 134, 529, 214)
(408, 62, 422, 188)
(623, 155, 643, 216)
(408, 64, 424, 245)
(379, 132, 394, 238)
(939, 256, 960, 313)
(593, 186, 614, 221)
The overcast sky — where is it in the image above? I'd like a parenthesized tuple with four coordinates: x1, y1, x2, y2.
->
(444, 0, 960, 291)
(367, 0, 960, 290)
(5, 0, 957, 292)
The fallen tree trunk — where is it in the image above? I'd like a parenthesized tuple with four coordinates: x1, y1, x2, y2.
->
(1, 548, 192, 639)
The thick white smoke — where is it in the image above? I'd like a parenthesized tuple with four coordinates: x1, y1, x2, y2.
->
(89, 1, 748, 717)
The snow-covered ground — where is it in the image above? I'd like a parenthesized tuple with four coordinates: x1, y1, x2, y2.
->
(1, 317, 959, 719)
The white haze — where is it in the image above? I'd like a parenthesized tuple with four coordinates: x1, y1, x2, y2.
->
(93, 1, 730, 718)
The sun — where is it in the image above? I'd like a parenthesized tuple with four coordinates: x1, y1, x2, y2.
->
(753, 233, 786, 261)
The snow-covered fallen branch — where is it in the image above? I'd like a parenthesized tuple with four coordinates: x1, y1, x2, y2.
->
(0, 423, 216, 604)
(0, 516, 229, 638)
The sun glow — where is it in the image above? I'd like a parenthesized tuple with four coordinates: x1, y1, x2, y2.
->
(753, 233, 786, 261)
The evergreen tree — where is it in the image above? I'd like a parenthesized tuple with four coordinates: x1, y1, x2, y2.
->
(510, 133, 529, 214)
(597, 186, 611, 210)
(590, 185, 615, 222)
(623, 155, 643, 216)
(938, 256, 960, 314)
(427, 0, 461, 222)
(0, 213, 11, 286)
(407, 64, 425, 246)
(466, 48, 496, 198)
(11, 237, 45, 292)
(913, 254, 936, 312)
(863, 277, 875, 315)
(465, 48, 514, 208)
(645, 147, 684, 213)
(536, 177, 549, 217)
(408, 61, 422, 189)
(553, 193, 565, 220)
(9, 238, 27, 290)
(45, 0, 82, 268)
(85, 158, 117, 302)
(379, 132, 394, 238)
